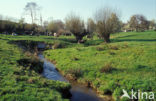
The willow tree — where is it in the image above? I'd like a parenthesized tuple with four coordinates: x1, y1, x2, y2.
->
(95, 7, 120, 43)
(65, 12, 87, 43)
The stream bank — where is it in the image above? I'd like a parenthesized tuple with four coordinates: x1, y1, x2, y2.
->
(13, 40, 113, 101)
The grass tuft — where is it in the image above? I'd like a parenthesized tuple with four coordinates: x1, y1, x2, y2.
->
(100, 63, 114, 73)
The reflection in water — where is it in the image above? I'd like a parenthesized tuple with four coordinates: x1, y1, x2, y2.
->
(38, 54, 67, 82)
(70, 84, 103, 101)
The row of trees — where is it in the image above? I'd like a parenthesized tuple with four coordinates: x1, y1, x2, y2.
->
(125, 15, 155, 32)
(0, 2, 156, 43)
(64, 9, 155, 43)
(0, 18, 44, 35)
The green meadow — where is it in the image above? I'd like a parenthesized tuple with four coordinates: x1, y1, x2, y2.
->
(44, 31, 156, 100)
(0, 30, 156, 101)
(0, 36, 71, 101)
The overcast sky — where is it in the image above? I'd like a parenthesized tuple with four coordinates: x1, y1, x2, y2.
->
(0, 0, 155, 23)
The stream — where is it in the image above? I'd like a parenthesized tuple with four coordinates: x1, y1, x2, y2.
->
(37, 43, 109, 101)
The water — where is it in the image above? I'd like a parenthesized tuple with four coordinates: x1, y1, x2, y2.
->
(38, 53, 67, 82)
(37, 43, 108, 101)
(70, 83, 104, 101)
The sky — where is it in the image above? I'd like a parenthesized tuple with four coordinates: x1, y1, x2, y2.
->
(0, 0, 155, 23)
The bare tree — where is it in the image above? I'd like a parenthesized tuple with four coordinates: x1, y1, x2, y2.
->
(40, 13, 43, 26)
(65, 12, 87, 43)
(24, 2, 40, 24)
(139, 15, 149, 31)
(95, 7, 120, 43)
(87, 18, 96, 39)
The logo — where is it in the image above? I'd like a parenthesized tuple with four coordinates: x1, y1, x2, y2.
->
(121, 89, 155, 100)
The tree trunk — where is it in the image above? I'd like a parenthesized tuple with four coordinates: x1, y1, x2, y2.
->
(103, 34, 111, 43)
(30, 10, 34, 24)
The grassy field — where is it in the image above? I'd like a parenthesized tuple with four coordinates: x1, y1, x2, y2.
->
(0, 31, 156, 101)
(43, 31, 156, 100)
(0, 36, 71, 101)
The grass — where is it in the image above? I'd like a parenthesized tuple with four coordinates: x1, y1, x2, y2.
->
(43, 31, 156, 100)
(0, 37, 71, 101)
(0, 35, 83, 48)
(0, 31, 156, 101)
